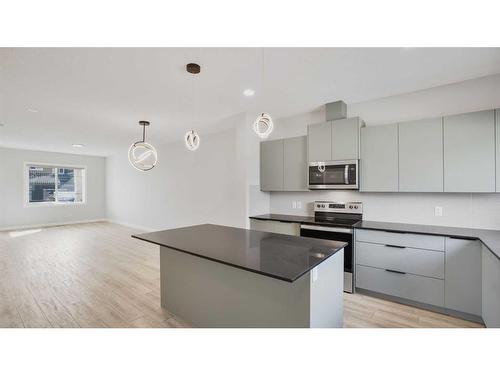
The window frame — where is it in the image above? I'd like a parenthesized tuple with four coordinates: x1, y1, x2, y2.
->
(24, 162, 87, 207)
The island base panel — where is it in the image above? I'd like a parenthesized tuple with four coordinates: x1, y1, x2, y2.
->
(160, 247, 344, 328)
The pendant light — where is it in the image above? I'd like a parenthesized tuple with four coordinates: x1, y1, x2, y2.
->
(128, 121, 158, 171)
(254, 48, 274, 139)
(185, 63, 201, 151)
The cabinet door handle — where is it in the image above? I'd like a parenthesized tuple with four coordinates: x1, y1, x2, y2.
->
(385, 244, 406, 249)
(385, 269, 406, 275)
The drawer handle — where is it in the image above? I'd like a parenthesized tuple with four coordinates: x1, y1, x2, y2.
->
(385, 244, 406, 249)
(385, 269, 406, 275)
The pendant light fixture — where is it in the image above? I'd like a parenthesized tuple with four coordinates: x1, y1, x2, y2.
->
(185, 62, 201, 151)
(254, 48, 274, 139)
(128, 121, 158, 171)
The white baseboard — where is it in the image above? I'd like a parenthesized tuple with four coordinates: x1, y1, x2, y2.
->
(0, 218, 108, 232)
(103, 218, 156, 233)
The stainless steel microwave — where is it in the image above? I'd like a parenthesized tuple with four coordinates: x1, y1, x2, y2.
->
(308, 160, 359, 190)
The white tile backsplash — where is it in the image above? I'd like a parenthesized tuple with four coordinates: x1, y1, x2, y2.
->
(270, 191, 500, 230)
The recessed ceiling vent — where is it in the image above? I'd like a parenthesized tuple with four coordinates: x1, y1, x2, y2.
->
(325, 100, 347, 121)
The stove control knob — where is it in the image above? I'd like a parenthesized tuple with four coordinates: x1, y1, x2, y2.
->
(354, 205, 358, 209)
(349, 205, 353, 209)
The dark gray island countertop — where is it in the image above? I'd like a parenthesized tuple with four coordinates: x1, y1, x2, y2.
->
(132, 224, 347, 282)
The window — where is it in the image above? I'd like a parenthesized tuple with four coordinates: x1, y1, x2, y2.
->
(26, 164, 86, 205)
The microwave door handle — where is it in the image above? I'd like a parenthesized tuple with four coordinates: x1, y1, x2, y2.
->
(344, 165, 349, 184)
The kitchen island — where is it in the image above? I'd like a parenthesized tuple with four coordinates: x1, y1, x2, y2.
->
(133, 224, 346, 328)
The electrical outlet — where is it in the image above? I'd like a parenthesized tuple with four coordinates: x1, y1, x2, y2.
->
(434, 206, 443, 217)
(311, 268, 318, 282)
(292, 201, 297, 209)
(296, 201, 302, 209)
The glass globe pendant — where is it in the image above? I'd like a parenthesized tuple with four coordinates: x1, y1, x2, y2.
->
(253, 112, 274, 139)
(185, 129, 200, 151)
(128, 121, 158, 171)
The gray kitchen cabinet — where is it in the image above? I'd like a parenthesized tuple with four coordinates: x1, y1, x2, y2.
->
(482, 245, 500, 327)
(307, 121, 332, 162)
(249, 219, 300, 236)
(444, 238, 482, 316)
(443, 110, 495, 192)
(496, 109, 500, 192)
(360, 124, 399, 192)
(250, 218, 273, 232)
(398, 117, 443, 192)
(260, 139, 284, 191)
(356, 265, 445, 307)
(332, 117, 363, 160)
(284, 136, 308, 191)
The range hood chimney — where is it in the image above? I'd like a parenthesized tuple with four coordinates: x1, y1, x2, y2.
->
(325, 100, 347, 121)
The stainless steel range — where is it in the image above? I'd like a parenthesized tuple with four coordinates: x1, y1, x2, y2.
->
(299, 201, 362, 293)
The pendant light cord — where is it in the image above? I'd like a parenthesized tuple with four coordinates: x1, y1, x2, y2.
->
(142, 123, 146, 143)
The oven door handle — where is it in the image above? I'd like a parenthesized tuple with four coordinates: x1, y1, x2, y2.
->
(300, 224, 353, 234)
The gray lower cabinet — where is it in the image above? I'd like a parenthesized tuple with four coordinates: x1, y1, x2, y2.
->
(360, 124, 399, 192)
(443, 109, 495, 192)
(260, 136, 307, 192)
(356, 265, 445, 307)
(284, 136, 307, 191)
(307, 121, 331, 162)
(398, 117, 443, 192)
(482, 245, 500, 327)
(249, 219, 300, 236)
(331, 117, 363, 160)
(356, 241, 444, 279)
(355, 229, 445, 307)
(444, 238, 482, 316)
(260, 139, 284, 191)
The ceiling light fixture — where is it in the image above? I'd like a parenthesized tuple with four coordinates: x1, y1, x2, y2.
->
(243, 88, 255, 97)
(72, 143, 85, 148)
(254, 49, 274, 139)
(185, 130, 200, 151)
(128, 121, 158, 172)
(185, 62, 201, 151)
(27, 108, 39, 113)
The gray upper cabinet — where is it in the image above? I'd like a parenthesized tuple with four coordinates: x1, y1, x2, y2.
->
(332, 117, 363, 160)
(398, 117, 443, 192)
(482, 245, 500, 327)
(360, 124, 399, 192)
(496, 109, 500, 192)
(260, 139, 284, 191)
(284, 136, 308, 191)
(443, 110, 495, 192)
(444, 238, 482, 316)
(307, 121, 332, 162)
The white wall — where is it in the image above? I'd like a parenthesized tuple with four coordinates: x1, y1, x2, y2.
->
(0, 147, 106, 230)
(268, 74, 500, 230)
(106, 113, 267, 232)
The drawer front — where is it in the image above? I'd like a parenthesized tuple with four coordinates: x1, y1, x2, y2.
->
(356, 265, 445, 307)
(356, 241, 444, 279)
(273, 221, 300, 236)
(250, 219, 274, 232)
(356, 229, 444, 251)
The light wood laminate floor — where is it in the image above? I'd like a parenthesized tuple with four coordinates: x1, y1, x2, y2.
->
(0, 222, 484, 328)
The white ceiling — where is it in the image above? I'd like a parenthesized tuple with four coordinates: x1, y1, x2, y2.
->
(1, 47, 500, 156)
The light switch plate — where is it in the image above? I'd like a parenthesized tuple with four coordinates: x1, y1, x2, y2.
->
(434, 206, 443, 217)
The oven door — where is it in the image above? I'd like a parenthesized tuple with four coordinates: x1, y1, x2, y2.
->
(308, 160, 358, 190)
(299, 224, 354, 293)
